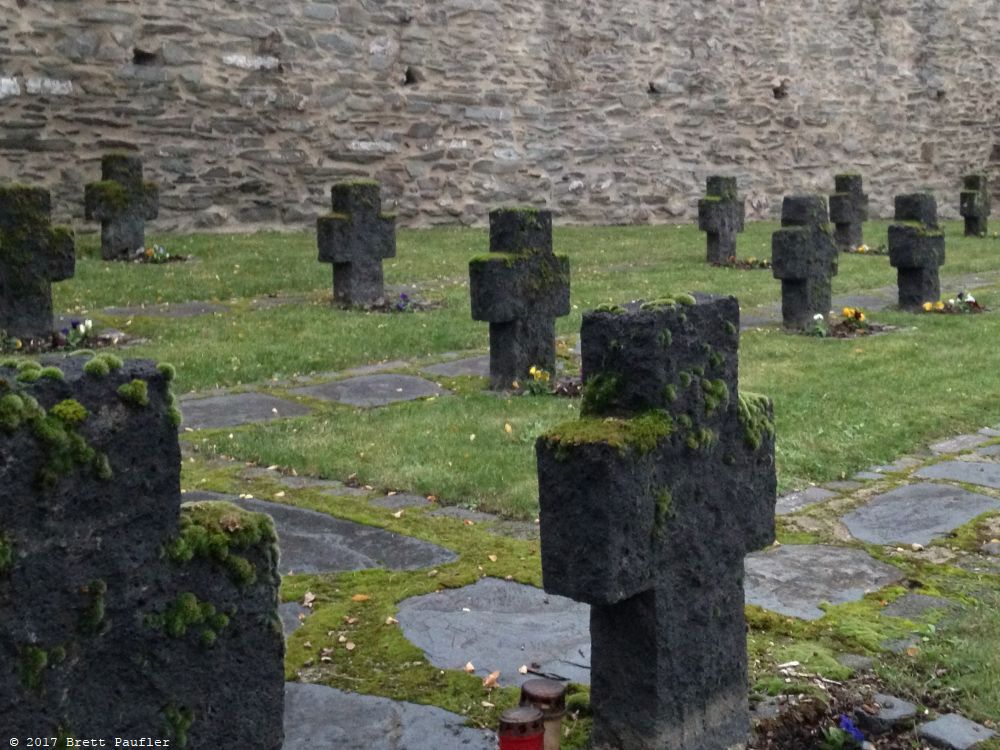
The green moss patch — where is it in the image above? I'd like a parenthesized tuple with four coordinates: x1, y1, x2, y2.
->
(117, 378, 150, 408)
(541, 410, 673, 457)
(738, 391, 774, 450)
(49, 399, 88, 425)
(146, 591, 231, 645)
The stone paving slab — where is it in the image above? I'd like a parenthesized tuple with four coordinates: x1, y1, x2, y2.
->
(183, 491, 456, 575)
(421, 355, 490, 378)
(291, 373, 449, 407)
(283, 683, 495, 750)
(916, 460, 1000, 490)
(871, 456, 925, 473)
(371, 493, 433, 510)
(843, 482, 1000, 545)
(824, 480, 865, 492)
(882, 593, 955, 619)
(918, 713, 996, 749)
(397, 577, 591, 687)
(776, 486, 837, 515)
(279, 602, 311, 638)
(99, 300, 230, 318)
(973, 444, 1000, 458)
(744, 545, 904, 620)
(180, 392, 313, 430)
(855, 693, 917, 735)
(929, 434, 993, 455)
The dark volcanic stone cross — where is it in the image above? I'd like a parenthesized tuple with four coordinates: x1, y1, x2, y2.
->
(536, 294, 776, 750)
(698, 176, 745, 264)
(469, 208, 570, 390)
(0, 185, 75, 340)
(317, 180, 397, 306)
(828, 173, 869, 252)
(888, 193, 945, 310)
(960, 174, 990, 237)
(84, 153, 159, 261)
(771, 195, 839, 328)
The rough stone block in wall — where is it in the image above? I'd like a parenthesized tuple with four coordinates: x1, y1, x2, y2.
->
(0, 356, 284, 748)
(2, 1, 1000, 231)
(889, 193, 945, 310)
(0, 185, 75, 341)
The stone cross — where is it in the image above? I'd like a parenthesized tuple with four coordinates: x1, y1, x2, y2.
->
(0, 185, 75, 340)
(84, 153, 159, 261)
(828, 173, 869, 252)
(960, 174, 990, 237)
(317, 180, 397, 306)
(698, 176, 745, 264)
(889, 193, 945, 309)
(469, 207, 570, 390)
(771, 195, 839, 328)
(537, 294, 776, 750)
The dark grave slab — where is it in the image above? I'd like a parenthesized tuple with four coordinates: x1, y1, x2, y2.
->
(85, 153, 159, 261)
(855, 693, 917, 735)
(279, 602, 312, 638)
(744, 545, 904, 621)
(536, 294, 776, 749)
(882, 593, 954, 619)
(842, 482, 1000, 545)
(317, 180, 396, 306)
(283, 683, 495, 750)
(180, 392, 313, 430)
(470, 207, 571, 390)
(916, 459, 1000, 488)
(771, 195, 839, 329)
(0, 185, 75, 340)
(422, 354, 490, 378)
(370, 493, 431, 510)
(960, 174, 990, 237)
(889, 194, 945, 310)
(918, 714, 996, 749)
(829, 173, 869, 252)
(929, 434, 992, 454)
(101, 300, 229, 318)
(776, 486, 837, 515)
(698, 175, 745, 264)
(291, 373, 448, 407)
(196, 494, 456, 575)
(397, 578, 591, 687)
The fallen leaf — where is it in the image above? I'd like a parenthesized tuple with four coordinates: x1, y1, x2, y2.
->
(338, 635, 347, 643)
(345, 642, 356, 651)
(387, 491, 398, 496)
(266, 465, 279, 471)
(463, 519, 475, 526)
(303, 641, 312, 649)
(427, 495, 438, 502)
(906, 646, 920, 657)
(427, 569, 438, 578)
(385, 616, 399, 625)
(481, 701, 495, 708)
(274, 491, 285, 498)
(464, 662, 476, 673)
(302, 592, 317, 608)
(487, 554, 498, 563)
(392, 509, 405, 519)
(351, 594, 371, 603)
(345, 616, 358, 625)
(482, 670, 500, 688)
(504, 422, 513, 434)
(518, 665, 528, 675)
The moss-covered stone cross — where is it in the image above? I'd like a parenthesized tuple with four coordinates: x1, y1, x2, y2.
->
(469, 207, 570, 389)
(829, 173, 869, 252)
(960, 174, 990, 237)
(698, 176, 745, 264)
(771, 195, 839, 328)
(0, 185, 75, 340)
(84, 153, 159, 261)
(889, 193, 945, 309)
(317, 180, 397, 306)
(536, 294, 776, 750)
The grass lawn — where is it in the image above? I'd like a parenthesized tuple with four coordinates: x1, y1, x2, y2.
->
(17, 219, 999, 744)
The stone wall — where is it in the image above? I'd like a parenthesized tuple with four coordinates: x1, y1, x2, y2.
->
(0, 0, 998, 232)
(0, 356, 284, 746)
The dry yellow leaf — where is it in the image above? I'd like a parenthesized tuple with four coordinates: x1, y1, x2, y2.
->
(487, 554, 498, 563)
(345, 642, 356, 651)
(351, 594, 371, 602)
(906, 646, 920, 657)
(385, 616, 399, 625)
(392, 509, 405, 519)
(504, 422, 513, 434)
(482, 670, 500, 688)
(464, 662, 475, 673)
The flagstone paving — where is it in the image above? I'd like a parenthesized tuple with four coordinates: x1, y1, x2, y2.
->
(841, 482, 1000, 546)
(743, 545, 905, 620)
(421, 354, 490, 377)
(915, 459, 1000, 489)
(397, 577, 591, 687)
(182, 490, 456, 575)
(100, 300, 230, 318)
(775, 486, 837, 515)
(918, 713, 996, 749)
(180, 391, 313, 430)
(290, 373, 449, 407)
(282, 683, 495, 749)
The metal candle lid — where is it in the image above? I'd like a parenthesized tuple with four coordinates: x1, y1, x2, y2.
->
(499, 705, 545, 736)
(519, 678, 567, 718)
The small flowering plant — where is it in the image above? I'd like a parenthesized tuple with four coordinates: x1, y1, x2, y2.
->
(848, 243, 888, 256)
(517, 365, 551, 395)
(0, 329, 23, 352)
(818, 715, 866, 749)
(713, 255, 771, 270)
(922, 291, 985, 314)
(64, 318, 93, 347)
(839, 306, 869, 332)
(395, 292, 411, 312)
(805, 313, 829, 338)
(133, 244, 175, 264)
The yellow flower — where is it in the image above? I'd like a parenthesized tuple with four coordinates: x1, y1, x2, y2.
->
(922, 302, 933, 312)
(528, 366, 537, 376)
(857, 244, 868, 253)
(14, 339, 22, 350)
(857, 312, 866, 322)
(842, 307, 855, 319)
(934, 301, 945, 311)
